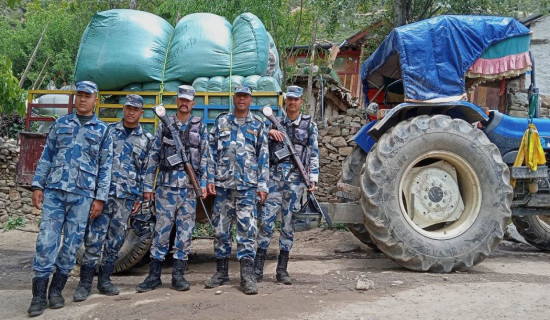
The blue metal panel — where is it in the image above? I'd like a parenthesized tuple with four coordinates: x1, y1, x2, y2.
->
(354, 121, 377, 153)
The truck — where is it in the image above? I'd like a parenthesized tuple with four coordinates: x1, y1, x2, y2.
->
(17, 89, 283, 272)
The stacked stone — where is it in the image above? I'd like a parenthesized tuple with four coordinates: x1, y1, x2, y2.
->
(0, 137, 37, 225)
(317, 108, 365, 202)
(507, 79, 550, 117)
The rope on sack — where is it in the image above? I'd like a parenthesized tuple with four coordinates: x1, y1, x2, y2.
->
(159, 29, 175, 104)
(229, 30, 234, 112)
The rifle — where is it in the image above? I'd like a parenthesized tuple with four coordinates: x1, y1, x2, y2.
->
(261, 106, 333, 228)
(152, 104, 213, 228)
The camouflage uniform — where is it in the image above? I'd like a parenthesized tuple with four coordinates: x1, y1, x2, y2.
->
(207, 111, 269, 260)
(144, 114, 208, 261)
(257, 114, 320, 251)
(31, 112, 113, 278)
(82, 121, 153, 267)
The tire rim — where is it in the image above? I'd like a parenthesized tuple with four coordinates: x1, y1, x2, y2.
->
(398, 151, 482, 240)
(536, 215, 550, 232)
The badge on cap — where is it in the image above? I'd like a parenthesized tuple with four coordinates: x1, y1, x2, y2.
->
(285, 85, 303, 98)
(178, 85, 196, 100)
(76, 81, 98, 94)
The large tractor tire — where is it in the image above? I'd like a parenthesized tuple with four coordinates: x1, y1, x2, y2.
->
(360, 115, 513, 272)
(512, 215, 550, 251)
(77, 229, 153, 273)
(339, 146, 377, 249)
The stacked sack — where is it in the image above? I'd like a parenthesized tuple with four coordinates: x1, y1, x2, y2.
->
(75, 9, 282, 93)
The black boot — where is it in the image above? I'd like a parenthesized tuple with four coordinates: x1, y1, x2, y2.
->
(253, 248, 267, 282)
(97, 263, 119, 296)
(28, 276, 49, 317)
(205, 258, 229, 288)
(171, 259, 190, 291)
(240, 258, 258, 295)
(136, 259, 163, 293)
(48, 271, 68, 309)
(276, 250, 292, 285)
(73, 264, 95, 302)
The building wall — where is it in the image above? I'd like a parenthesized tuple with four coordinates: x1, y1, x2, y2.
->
(530, 15, 550, 94)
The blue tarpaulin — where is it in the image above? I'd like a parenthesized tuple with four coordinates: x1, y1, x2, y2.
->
(361, 15, 531, 103)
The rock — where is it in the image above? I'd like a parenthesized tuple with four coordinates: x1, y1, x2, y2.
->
(22, 204, 32, 214)
(356, 279, 374, 291)
(541, 95, 550, 108)
(391, 280, 404, 286)
(338, 147, 353, 156)
(330, 137, 347, 147)
(321, 136, 332, 144)
(215, 290, 222, 295)
(327, 126, 341, 136)
(335, 243, 361, 253)
(326, 117, 338, 126)
(507, 80, 521, 91)
(319, 147, 328, 158)
(9, 190, 20, 201)
(510, 92, 528, 106)
(31, 207, 42, 216)
(508, 110, 528, 118)
(540, 108, 549, 116)
(325, 143, 338, 152)
(342, 128, 349, 136)
(0, 215, 8, 223)
(10, 201, 22, 210)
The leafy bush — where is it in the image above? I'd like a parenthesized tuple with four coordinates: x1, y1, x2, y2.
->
(0, 55, 26, 116)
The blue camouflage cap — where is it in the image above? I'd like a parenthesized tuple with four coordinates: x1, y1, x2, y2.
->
(285, 85, 303, 98)
(75, 81, 98, 94)
(234, 84, 252, 95)
(124, 94, 144, 108)
(178, 85, 196, 100)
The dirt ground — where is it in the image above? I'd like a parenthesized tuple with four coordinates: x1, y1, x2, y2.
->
(1, 226, 549, 320)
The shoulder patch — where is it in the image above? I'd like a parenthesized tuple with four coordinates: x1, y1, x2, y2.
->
(190, 116, 202, 124)
(215, 112, 228, 120)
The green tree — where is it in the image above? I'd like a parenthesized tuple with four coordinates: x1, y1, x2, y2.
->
(0, 55, 26, 115)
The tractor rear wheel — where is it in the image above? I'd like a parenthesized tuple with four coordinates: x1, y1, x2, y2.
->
(361, 115, 512, 272)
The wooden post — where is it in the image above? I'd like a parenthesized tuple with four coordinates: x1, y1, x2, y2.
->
(306, 11, 318, 117)
(32, 57, 49, 90)
(19, 23, 49, 87)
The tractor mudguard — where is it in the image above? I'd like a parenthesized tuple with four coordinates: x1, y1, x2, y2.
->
(356, 102, 489, 147)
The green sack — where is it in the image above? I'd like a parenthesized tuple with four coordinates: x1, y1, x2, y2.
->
(75, 9, 173, 90)
(232, 13, 270, 77)
(165, 13, 232, 83)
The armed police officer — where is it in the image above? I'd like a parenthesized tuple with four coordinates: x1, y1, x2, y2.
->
(136, 85, 208, 293)
(254, 85, 319, 285)
(73, 94, 153, 302)
(28, 81, 113, 317)
(205, 84, 269, 295)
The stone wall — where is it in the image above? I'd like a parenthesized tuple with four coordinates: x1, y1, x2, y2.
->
(0, 137, 38, 226)
(506, 78, 550, 117)
(316, 108, 365, 202)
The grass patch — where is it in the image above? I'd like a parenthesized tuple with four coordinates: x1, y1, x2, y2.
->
(2, 216, 26, 231)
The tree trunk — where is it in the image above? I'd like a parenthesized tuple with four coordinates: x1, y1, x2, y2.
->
(305, 10, 318, 117)
(394, 0, 409, 27)
(130, 0, 137, 10)
(19, 23, 48, 88)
